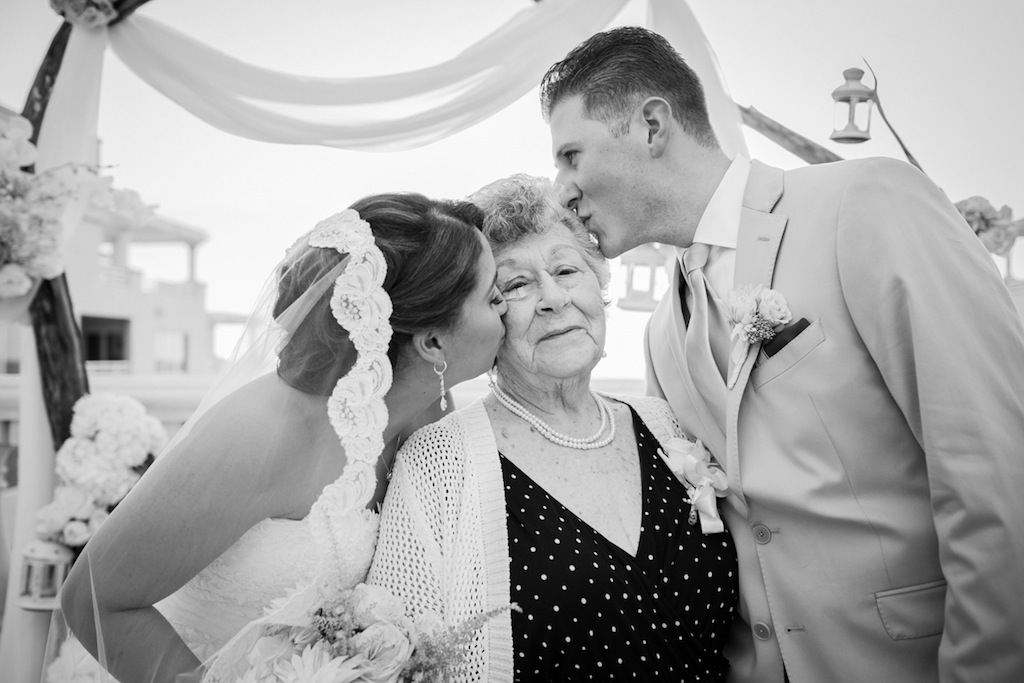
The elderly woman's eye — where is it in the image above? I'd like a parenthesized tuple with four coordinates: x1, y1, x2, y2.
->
(501, 282, 529, 301)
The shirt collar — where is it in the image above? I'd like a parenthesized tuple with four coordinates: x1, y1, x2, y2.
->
(690, 155, 750, 251)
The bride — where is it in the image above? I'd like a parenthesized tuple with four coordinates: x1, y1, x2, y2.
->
(58, 193, 507, 683)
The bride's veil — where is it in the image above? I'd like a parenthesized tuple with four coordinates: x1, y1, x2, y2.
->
(163, 233, 350, 456)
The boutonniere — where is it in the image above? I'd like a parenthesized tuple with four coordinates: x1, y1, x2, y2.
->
(658, 437, 729, 534)
(723, 284, 792, 388)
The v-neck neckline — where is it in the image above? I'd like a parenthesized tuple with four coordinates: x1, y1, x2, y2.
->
(499, 407, 653, 561)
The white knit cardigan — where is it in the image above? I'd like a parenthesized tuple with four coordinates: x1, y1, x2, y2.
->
(367, 394, 686, 683)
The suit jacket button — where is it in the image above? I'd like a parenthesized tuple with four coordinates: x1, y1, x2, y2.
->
(753, 524, 772, 544)
(754, 622, 772, 640)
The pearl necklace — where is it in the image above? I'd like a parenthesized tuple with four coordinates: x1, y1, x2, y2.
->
(489, 379, 616, 450)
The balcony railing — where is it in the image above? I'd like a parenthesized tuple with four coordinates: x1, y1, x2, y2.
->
(85, 360, 131, 376)
(98, 266, 142, 289)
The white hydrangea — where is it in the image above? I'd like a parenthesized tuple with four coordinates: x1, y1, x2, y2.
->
(54, 393, 167, 505)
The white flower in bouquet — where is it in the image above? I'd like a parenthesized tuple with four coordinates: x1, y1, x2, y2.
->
(228, 581, 514, 683)
(272, 642, 365, 683)
(350, 622, 415, 683)
(349, 584, 408, 629)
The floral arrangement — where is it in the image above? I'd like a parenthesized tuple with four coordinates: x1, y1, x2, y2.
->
(723, 284, 792, 387)
(231, 582, 508, 683)
(35, 393, 167, 550)
(659, 437, 729, 534)
(49, 0, 118, 29)
(955, 195, 1022, 257)
(0, 116, 97, 299)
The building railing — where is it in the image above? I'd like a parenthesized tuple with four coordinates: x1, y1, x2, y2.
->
(98, 265, 143, 289)
(84, 360, 131, 376)
(152, 281, 206, 300)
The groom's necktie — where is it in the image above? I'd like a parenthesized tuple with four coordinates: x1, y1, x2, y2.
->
(683, 244, 728, 426)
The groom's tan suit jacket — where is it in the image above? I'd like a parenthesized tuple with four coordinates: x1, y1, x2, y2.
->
(645, 158, 1024, 683)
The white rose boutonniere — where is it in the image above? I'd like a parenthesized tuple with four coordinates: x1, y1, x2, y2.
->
(723, 284, 792, 388)
(659, 437, 729, 534)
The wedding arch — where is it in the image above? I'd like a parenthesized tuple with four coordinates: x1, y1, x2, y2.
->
(0, 1, 750, 679)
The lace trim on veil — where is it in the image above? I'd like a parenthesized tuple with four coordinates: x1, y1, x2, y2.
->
(201, 209, 394, 681)
(306, 209, 393, 569)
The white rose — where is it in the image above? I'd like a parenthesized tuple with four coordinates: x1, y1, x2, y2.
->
(349, 622, 414, 683)
(35, 504, 70, 538)
(62, 520, 92, 547)
(756, 289, 792, 327)
(350, 584, 407, 629)
(36, 485, 99, 538)
(248, 635, 295, 669)
(0, 263, 33, 298)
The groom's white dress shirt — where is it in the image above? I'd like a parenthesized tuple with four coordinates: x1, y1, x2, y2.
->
(680, 155, 750, 305)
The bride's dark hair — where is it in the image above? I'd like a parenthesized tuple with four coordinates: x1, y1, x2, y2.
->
(275, 193, 486, 395)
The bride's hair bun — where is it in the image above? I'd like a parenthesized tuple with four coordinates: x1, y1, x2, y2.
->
(275, 193, 486, 394)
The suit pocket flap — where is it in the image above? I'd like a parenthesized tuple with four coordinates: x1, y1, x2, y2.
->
(875, 579, 946, 640)
(750, 318, 825, 389)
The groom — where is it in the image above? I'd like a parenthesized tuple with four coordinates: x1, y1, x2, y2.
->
(541, 26, 1024, 683)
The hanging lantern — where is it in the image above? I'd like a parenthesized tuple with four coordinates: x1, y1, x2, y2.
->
(617, 243, 671, 312)
(17, 539, 74, 610)
(830, 67, 875, 143)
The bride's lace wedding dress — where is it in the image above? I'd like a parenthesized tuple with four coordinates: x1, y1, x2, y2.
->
(155, 519, 324, 662)
(192, 500, 380, 681)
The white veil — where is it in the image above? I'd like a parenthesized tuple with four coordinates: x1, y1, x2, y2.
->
(167, 235, 349, 455)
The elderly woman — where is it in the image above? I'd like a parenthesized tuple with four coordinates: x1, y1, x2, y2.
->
(369, 175, 738, 681)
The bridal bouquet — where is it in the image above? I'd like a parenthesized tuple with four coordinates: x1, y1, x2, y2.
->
(230, 582, 507, 683)
(36, 393, 167, 550)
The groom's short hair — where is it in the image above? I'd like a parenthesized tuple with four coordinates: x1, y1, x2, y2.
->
(540, 26, 718, 148)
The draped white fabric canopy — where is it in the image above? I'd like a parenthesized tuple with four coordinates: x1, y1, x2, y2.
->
(40, 0, 747, 161)
(1, 2, 746, 680)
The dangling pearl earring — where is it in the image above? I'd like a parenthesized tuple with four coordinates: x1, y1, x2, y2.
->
(434, 359, 448, 411)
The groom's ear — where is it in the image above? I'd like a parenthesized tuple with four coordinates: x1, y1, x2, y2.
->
(641, 97, 672, 158)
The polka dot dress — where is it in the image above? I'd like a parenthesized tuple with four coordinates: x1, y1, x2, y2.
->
(501, 406, 738, 681)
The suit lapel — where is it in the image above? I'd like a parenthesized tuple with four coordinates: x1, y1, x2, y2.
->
(725, 162, 787, 504)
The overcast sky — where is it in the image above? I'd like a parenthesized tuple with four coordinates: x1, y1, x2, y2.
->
(2, 0, 1022, 372)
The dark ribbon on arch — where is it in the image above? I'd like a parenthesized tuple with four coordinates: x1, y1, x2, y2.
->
(21, 0, 156, 447)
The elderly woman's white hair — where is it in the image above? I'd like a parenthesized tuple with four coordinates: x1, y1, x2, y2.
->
(470, 174, 612, 301)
